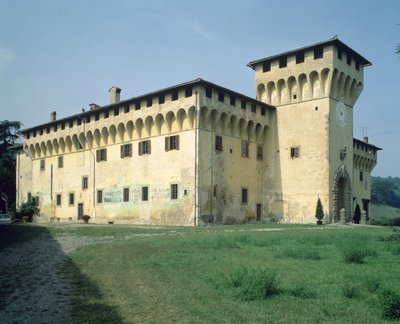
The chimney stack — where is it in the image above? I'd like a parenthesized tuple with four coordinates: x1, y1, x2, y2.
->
(363, 136, 369, 144)
(50, 111, 57, 122)
(109, 87, 121, 104)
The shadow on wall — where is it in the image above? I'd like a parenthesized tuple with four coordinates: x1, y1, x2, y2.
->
(0, 225, 123, 323)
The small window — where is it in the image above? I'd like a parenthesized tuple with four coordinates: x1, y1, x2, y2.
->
(124, 106, 130, 113)
(77, 119, 81, 126)
(230, 95, 236, 106)
(218, 92, 224, 102)
(96, 148, 107, 162)
(251, 104, 256, 113)
(114, 107, 119, 116)
(360, 171, 363, 182)
(279, 57, 287, 68)
(33, 131, 36, 138)
(61, 123, 65, 130)
(337, 48, 342, 60)
(159, 94, 165, 104)
(172, 91, 178, 101)
(142, 186, 149, 201)
(86, 116, 90, 123)
(95, 112, 100, 121)
(104, 111, 109, 119)
(56, 194, 61, 206)
(185, 87, 192, 97)
(97, 190, 103, 204)
(346, 54, 351, 66)
(355, 61, 360, 71)
(296, 52, 304, 64)
(215, 135, 223, 151)
(241, 100, 246, 110)
(69, 120, 74, 128)
(26, 133, 30, 139)
(165, 135, 179, 151)
(205, 87, 212, 98)
(138, 140, 151, 155)
(82, 176, 88, 189)
(120, 143, 132, 158)
(58, 156, 63, 168)
(262, 62, 270, 72)
(290, 146, 300, 158)
(314, 47, 323, 59)
(261, 107, 266, 116)
(40, 129, 44, 135)
(241, 188, 248, 204)
(40, 159, 45, 170)
(135, 101, 141, 110)
(146, 97, 152, 107)
(69, 193, 75, 206)
(54, 124, 58, 131)
(171, 184, 178, 200)
(257, 145, 263, 160)
(213, 185, 217, 198)
(123, 188, 129, 202)
(241, 141, 249, 158)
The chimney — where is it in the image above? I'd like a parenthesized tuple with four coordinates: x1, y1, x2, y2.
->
(50, 111, 57, 122)
(109, 87, 121, 104)
(89, 103, 100, 111)
(363, 136, 369, 144)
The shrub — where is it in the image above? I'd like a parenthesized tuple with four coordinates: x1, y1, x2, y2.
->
(380, 288, 400, 320)
(226, 267, 280, 300)
(315, 198, 324, 221)
(341, 246, 377, 264)
(82, 215, 90, 224)
(380, 228, 400, 242)
(370, 217, 400, 226)
(353, 204, 361, 224)
(17, 198, 39, 222)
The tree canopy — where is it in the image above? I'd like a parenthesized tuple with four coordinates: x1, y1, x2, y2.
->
(372, 176, 400, 208)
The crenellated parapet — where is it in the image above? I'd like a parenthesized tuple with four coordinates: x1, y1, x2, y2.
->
(353, 138, 381, 173)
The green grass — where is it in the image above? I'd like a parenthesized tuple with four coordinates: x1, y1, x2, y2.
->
(371, 204, 400, 225)
(4, 224, 400, 322)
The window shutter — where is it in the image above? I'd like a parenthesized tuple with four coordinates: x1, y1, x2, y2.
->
(96, 150, 100, 162)
(120, 145, 124, 158)
(165, 137, 170, 152)
(138, 142, 142, 156)
(104, 149, 107, 161)
(128, 144, 132, 157)
(176, 135, 180, 150)
(148, 141, 151, 154)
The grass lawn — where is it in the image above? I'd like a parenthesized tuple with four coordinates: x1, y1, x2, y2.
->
(53, 224, 399, 323)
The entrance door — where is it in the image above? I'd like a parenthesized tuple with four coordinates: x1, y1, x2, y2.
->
(78, 203, 84, 220)
(256, 204, 262, 221)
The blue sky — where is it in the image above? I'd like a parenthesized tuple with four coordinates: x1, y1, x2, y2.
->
(0, 0, 399, 176)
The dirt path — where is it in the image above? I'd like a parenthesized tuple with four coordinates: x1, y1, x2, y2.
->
(0, 230, 107, 324)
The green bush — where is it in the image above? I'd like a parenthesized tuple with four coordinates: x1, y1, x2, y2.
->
(315, 198, 324, 221)
(380, 288, 400, 320)
(370, 217, 400, 226)
(341, 246, 377, 264)
(380, 228, 400, 242)
(226, 267, 280, 300)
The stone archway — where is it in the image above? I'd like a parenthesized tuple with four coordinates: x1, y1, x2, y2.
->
(332, 165, 352, 223)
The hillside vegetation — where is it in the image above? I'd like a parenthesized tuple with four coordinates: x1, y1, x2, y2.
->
(371, 176, 400, 225)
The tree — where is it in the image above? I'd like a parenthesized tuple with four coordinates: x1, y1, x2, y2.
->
(0, 120, 22, 212)
(315, 198, 324, 222)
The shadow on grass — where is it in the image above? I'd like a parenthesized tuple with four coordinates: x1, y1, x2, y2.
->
(0, 224, 123, 323)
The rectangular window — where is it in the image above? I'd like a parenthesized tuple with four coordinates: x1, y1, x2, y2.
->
(97, 190, 103, 204)
(96, 148, 107, 162)
(58, 156, 63, 168)
(241, 141, 249, 158)
(205, 87, 212, 98)
(40, 129, 43, 135)
(159, 94, 165, 104)
(40, 159, 45, 170)
(185, 87, 192, 97)
(56, 194, 61, 206)
(86, 116, 90, 123)
(95, 112, 100, 121)
(146, 97, 152, 107)
(261, 106, 266, 116)
(124, 106, 130, 113)
(77, 119, 81, 126)
(215, 135, 223, 151)
(123, 188, 129, 202)
(69, 120, 74, 128)
(104, 111, 109, 119)
(355, 61, 360, 71)
(120, 143, 132, 158)
(257, 145, 263, 160)
(54, 124, 58, 131)
(337, 48, 342, 60)
(296, 52, 305, 64)
(251, 104, 256, 113)
(114, 107, 119, 116)
(262, 61, 271, 72)
(135, 101, 141, 110)
(360, 171, 363, 181)
(82, 176, 88, 189)
(241, 188, 248, 204)
(230, 95, 236, 106)
(290, 146, 300, 158)
(347, 54, 352, 65)
(138, 140, 151, 155)
(165, 135, 180, 151)
(241, 100, 246, 110)
(171, 184, 178, 200)
(69, 193, 75, 206)
(314, 47, 323, 59)
(218, 92, 224, 102)
(142, 186, 149, 201)
(61, 123, 65, 130)
(279, 57, 287, 68)
(172, 91, 178, 101)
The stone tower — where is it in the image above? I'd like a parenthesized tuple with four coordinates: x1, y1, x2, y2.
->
(248, 37, 371, 223)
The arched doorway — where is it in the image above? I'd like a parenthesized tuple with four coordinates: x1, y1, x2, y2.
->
(332, 165, 352, 223)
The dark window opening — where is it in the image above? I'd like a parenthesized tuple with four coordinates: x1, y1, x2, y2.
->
(314, 47, 323, 59)
(124, 106, 130, 113)
(185, 87, 192, 97)
(146, 97, 152, 107)
(39, 129, 43, 135)
(69, 193, 75, 206)
(96, 148, 107, 162)
(290, 146, 300, 158)
(251, 104, 256, 113)
(279, 57, 287, 68)
(205, 87, 212, 98)
(104, 111, 109, 119)
(241, 141, 249, 158)
(135, 101, 141, 110)
(355, 61, 360, 71)
(114, 108, 119, 116)
(142, 186, 148, 201)
(347, 54, 351, 65)
(95, 112, 100, 121)
(138, 140, 151, 155)
(262, 62, 271, 72)
(123, 188, 129, 202)
(218, 92, 224, 102)
(165, 135, 179, 151)
(261, 107, 266, 116)
(337, 48, 342, 60)
(56, 194, 61, 206)
(159, 94, 165, 104)
(58, 156, 63, 168)
(77, 119, 81, 126)
(40, 159, 45, 170)
(230, 95, 236, 106)
(82, 176, 88, 189)
(241, 188, 248, 204)
(120, 143, 132, 158)
(360, 171, 363, 181)
(97, 190, 103, 204)
(172, 91, 178, 101)
(171, 184, 178, 200)
(215, 135, 223, 151)
(257, 145, 263, 160)
(241, 100, 246, 110)
(69, 120, 74, 128)
(86, 116, 90, 123)
(296, 52, 305, 64)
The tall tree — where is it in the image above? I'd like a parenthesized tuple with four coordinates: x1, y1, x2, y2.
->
(0, 120, 21, 154)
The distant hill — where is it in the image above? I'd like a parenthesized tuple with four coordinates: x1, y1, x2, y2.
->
(371, 176, 400, 225)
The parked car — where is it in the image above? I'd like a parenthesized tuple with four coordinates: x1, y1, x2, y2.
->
(0, 213, 12, 225)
